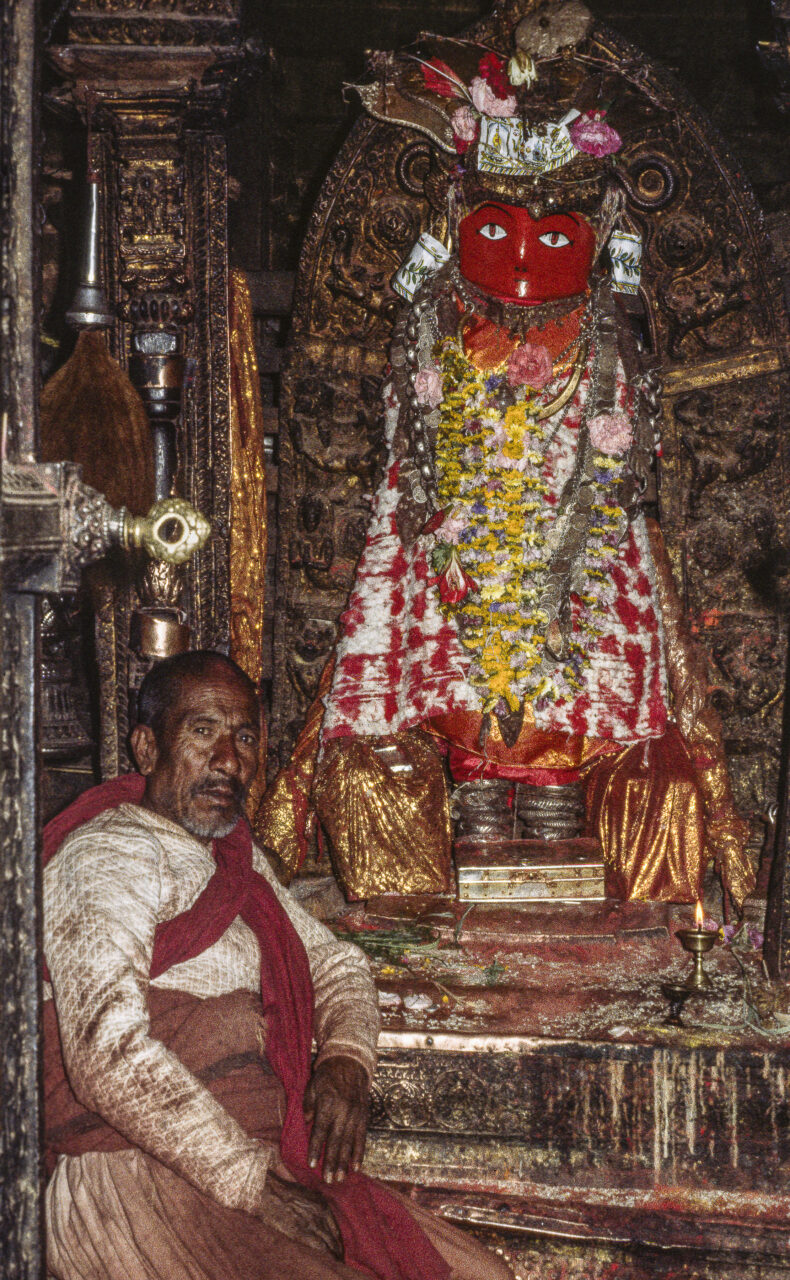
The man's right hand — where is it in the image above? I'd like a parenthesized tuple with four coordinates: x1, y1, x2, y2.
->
(259, 1170, 343, 1258)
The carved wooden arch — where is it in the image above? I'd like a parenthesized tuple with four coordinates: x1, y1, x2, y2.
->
(271, 4, 790, 839)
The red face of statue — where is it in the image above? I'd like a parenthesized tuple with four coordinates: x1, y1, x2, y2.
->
(458, 202, 597, 305)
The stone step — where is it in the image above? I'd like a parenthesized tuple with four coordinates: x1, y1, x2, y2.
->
(332, 894, 790, 1275)
(397, 1183, 790, 1278)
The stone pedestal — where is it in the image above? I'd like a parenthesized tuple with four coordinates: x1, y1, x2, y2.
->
(325, 893, 790, 1277)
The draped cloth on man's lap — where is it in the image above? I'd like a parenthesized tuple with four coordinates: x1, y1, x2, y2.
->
(43, 775, 450, 1280)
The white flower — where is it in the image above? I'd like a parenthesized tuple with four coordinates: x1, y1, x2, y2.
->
(508, 51, 537, 88)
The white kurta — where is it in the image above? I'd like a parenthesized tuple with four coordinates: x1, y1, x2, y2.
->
(43, 804, 380, 1242)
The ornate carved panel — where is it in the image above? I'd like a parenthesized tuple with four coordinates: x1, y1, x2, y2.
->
(367, 1039, 790, 1194)
(271, 7, 790, 847)
(61, 0, 241, 49)
(186, 130, 232, 653)
(117, 154, 187, 288)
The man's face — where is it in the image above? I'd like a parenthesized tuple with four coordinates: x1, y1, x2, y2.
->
(131, 667, 261, 840)
(458, 202, 596, 304)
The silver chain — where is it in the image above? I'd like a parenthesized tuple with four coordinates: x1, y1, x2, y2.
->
(639, 366, 663, 454)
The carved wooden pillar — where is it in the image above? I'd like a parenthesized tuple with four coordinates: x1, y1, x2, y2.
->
(48, 3, 244, 772)
(2, 4, 44, 1272)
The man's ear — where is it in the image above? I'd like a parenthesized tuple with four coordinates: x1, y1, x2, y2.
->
(130, 723, 159, 776)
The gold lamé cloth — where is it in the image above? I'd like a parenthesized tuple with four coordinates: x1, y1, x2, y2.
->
(255, 662, 334, 880)
(313, 732, 453, 900)
(255, 660, 452, 899)
(585, 726, 707, 902)
(228, 269, 268, 819)
(643, 518, 753, 907)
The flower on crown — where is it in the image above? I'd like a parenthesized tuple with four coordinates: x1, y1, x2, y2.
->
(469, 76, 517, 119)
(478, 52, 512, 98)
(419, 52, 517, 155)
(568, 109, 622, 158)
(507, 51, 538, 89)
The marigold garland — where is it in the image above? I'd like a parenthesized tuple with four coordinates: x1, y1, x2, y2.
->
(429, 338, 626, 714)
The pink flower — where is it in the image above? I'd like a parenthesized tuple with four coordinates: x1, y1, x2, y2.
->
(452, 105, 479, 155)
(569, 112, 622, 158)
(506, 341, 553, 390)
(470, 76, 517, 118)
(478, 52, 510, 99)
(432, 551, 478, 605)
(589, 411, 633, 456)
(414, 366, 443, 409)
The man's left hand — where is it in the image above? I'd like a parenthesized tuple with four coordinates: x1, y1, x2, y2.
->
(304, 1056, 370, 1183)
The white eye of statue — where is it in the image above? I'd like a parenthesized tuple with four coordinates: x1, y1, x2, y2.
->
(538, 231, 571, 248)
(478, 223, 507, 241)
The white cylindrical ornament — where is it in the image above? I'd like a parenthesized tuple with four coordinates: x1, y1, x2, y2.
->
(608, 230, 643, 296)
(392, 233, 451, 302)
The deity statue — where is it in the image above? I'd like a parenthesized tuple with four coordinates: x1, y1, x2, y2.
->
(260, 11, 754, 911)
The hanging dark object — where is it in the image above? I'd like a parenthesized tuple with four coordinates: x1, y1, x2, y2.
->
(40, 329, 155, 516)
(42, 124, 155, 515)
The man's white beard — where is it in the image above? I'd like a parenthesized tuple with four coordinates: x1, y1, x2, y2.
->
(182, 813, 241, 840)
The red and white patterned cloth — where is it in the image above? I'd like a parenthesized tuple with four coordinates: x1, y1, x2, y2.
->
(322, 365, 668, 745)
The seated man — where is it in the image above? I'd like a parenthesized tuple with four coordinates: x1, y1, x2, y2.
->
(43, 651, 512, 1280)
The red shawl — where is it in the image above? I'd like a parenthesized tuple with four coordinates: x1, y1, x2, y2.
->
(43, 776, 449, 1280)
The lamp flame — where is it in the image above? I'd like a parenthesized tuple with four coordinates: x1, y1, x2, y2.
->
(694, 900, 704, 929)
